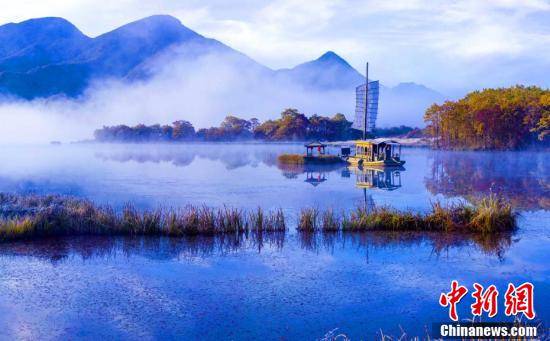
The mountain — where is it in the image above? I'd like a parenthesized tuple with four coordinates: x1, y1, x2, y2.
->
(277, 51, 364, 90)
(0, 15, 258, 98)
(379, 82, 445, 126)
(0, 15, 445, 126)
(277, 52, 445, 125)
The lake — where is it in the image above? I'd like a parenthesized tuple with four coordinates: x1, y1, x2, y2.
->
(0, 143, 548, 339)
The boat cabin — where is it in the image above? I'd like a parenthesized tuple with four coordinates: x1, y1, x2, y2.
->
(304, 141, 327, 156)
(354, 139, 402, 162)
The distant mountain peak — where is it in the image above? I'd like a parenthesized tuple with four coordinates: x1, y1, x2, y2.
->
(124, 14, 183, 28)
(15, 16, 76, 27)
(315, 51, 351, 67)
(98, 15, 202, 40)
(0, 16, 85, 37)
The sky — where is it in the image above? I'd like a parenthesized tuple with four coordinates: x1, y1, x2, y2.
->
(0, 0, 549, 95)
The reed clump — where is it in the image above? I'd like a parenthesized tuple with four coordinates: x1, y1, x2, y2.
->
(300, 195, 516, 234)
(277, 154, 344, 165)
(297, 207, 318, 231)
(0, 194, 286, 241)
(277, 154, 305, 164)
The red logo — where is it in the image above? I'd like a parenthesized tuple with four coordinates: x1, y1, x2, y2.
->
(439, 280, 469, 321)
(440, 281, 535, 321)
(504, 282, 535, 320)
(471, 283, 499, 317)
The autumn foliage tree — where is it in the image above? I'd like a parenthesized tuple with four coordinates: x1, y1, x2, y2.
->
(94, 109, 360, 142)
(424, 86, 550, 150)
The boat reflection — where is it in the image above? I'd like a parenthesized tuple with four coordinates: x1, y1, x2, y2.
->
(349, 165, 405, 211)
(351, 166, 404, 191)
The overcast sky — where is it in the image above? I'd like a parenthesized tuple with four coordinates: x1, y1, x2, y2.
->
(0, 0, 549, 95)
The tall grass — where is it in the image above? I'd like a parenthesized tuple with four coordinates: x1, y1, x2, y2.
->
(0, 193, 516, 242)
(0, 194, 286, 241)
(277, 154, 343, 165)
(299, 195, 516, 234)
(277, 154, 305, 164)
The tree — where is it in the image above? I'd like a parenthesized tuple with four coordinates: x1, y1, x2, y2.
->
(424, 86, 550, 150)
(220, 116, 250, 130)
(172, 120, 195, 140)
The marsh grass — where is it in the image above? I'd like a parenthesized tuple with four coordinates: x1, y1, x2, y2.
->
(300, 195, 516, 234)
(278, 154, 305, 164)
(278, 154, 344, 165)
(297, 207, 318, 231)
(1, 193, 516, 242)
(0, 194, 286, 241)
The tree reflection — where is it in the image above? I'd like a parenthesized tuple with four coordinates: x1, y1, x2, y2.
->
(95, 144, 291, 170)
(425, 151, 549, 210)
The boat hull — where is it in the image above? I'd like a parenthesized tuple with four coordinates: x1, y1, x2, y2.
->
(347, 157, 406, 167)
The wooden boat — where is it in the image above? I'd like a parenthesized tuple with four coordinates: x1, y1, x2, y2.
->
(347, 139, 406, 167)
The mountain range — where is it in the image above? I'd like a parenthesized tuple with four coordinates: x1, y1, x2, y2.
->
(0, 15, 445, 125)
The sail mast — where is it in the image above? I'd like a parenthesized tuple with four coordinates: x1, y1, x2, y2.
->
(363, 62, 369, 140)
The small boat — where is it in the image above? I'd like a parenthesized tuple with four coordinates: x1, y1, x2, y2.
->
(348, 62, 405, 168)
(347, 139, 406, 167)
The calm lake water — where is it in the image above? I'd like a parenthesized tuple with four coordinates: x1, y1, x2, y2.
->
(0, 143, 548, 339)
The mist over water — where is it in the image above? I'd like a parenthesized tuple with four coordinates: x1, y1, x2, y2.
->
(0, 39, 441, 145)
(0, 47, 359, 144)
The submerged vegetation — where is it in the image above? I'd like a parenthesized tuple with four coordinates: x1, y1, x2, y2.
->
(424, 85, 550, 150)
(297, 196, 516, 234)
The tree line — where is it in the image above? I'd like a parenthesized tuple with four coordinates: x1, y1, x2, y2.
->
(94, 109, 375, 142)
(424, 85, 549, 150)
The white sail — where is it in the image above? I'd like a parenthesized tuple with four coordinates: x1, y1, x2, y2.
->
(353, 80, 379, 133)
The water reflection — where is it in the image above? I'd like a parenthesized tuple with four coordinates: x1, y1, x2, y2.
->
(0, 230, 514, 264)
(352, 166, 404, 191)
(0, 232, 286, 264)
(297, 231, 514, 260)
(276, 163, 343, 180)
(426, 151, 550, 210)
(95, 144, 283, 170)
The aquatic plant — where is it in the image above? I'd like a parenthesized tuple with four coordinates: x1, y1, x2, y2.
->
(277, 154, 305, 164)
(321, 208, 340, 232)
(0, 194, 286, 241)
(0, 193, 517, 242)
(297, 207, 318, 231)
(299, 198, 516, 234)
(277, 154, 344, 165)
(469, 195, 517, 233)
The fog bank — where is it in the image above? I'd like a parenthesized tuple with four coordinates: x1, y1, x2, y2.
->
(0, 45, 424, 144)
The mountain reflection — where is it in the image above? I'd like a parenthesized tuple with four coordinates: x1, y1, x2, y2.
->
(425, 151, 549, 210)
